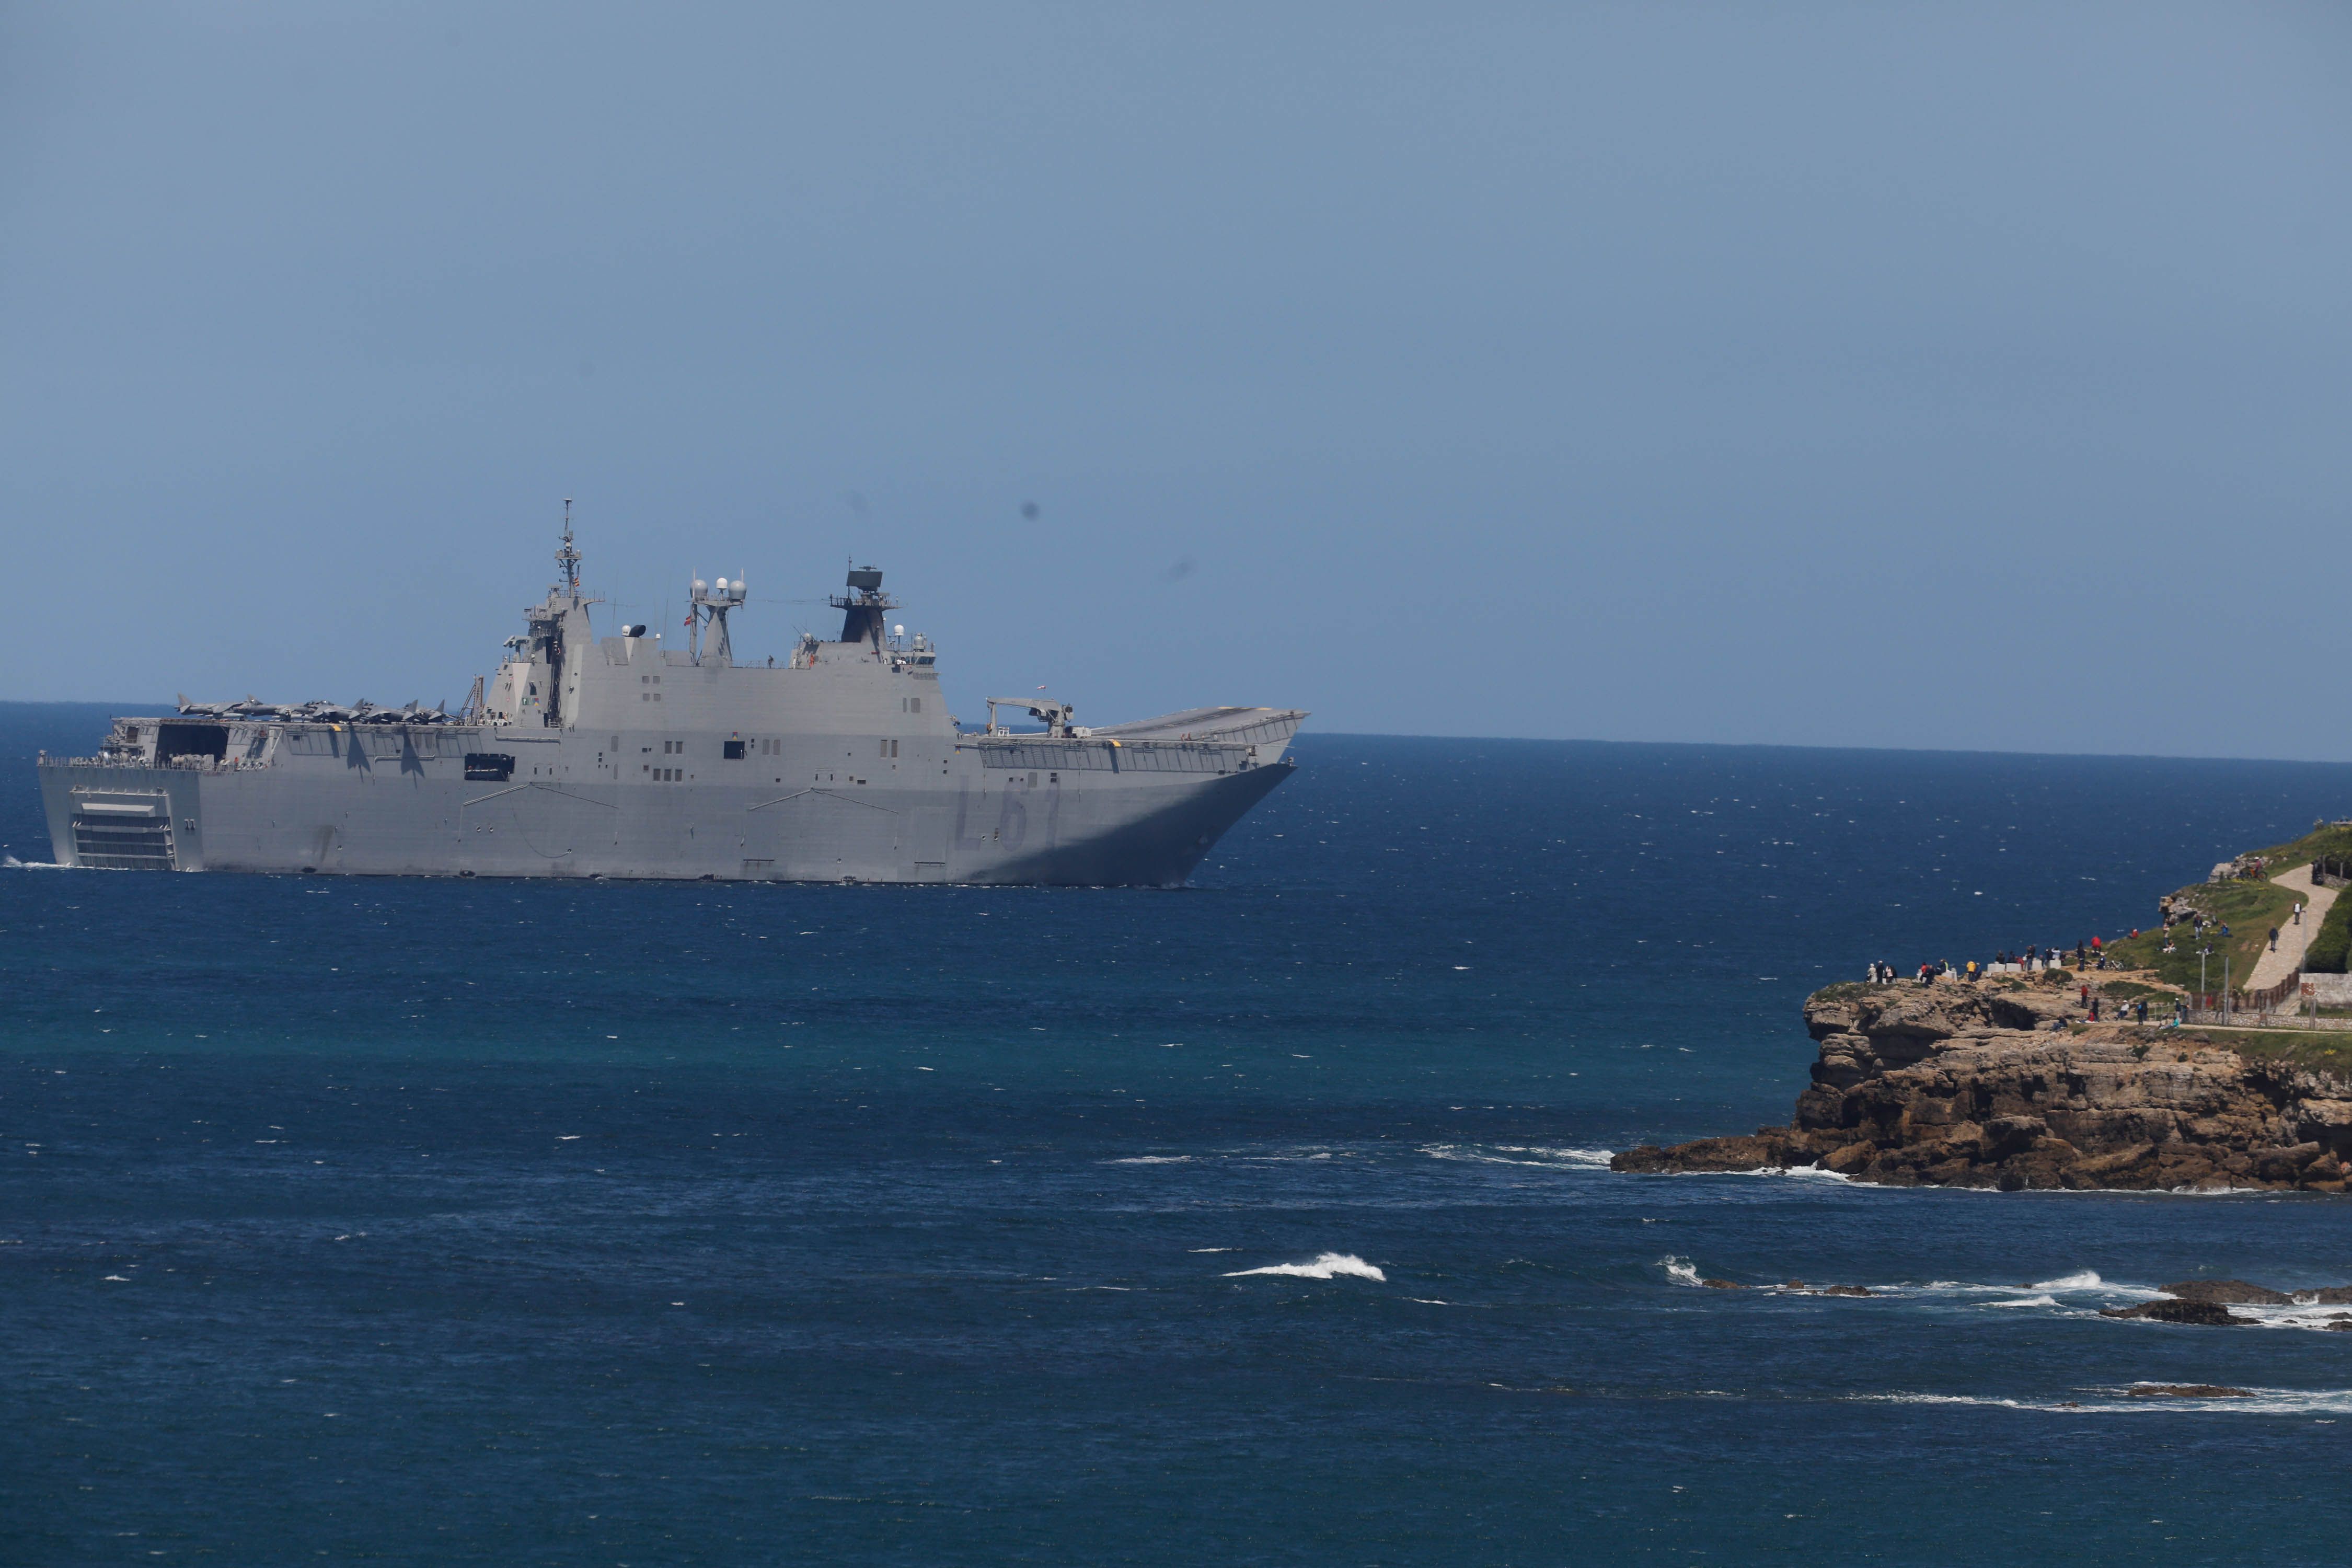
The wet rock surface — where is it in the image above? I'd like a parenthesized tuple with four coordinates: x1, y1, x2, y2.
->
(2100, 1299, 2246, 1325)
(2161, 1279, 2292, 1305)
(2126, 1384, 2255, 1398)
(1611, 978, 2352, 1192)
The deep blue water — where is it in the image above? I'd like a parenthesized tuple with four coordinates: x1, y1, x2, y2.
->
(10, 700, 2352, 1565)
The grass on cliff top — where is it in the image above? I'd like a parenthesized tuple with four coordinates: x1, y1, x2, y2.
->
(2305, 887, 2352, 975)
(2251, 822, 2352, 871)
(2146, 1023, 2352, 1078)
(2100, 879, 2303, 993)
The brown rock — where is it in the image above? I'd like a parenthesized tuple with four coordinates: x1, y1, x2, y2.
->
(1984, 1115, 2049, 1159)
(2255, 1144, 2326, 1183)
(1615, 1139, 1743, 1174)
(1611, 979, 2352, 1192)
(2125, 1384, 2254, 1398)
(1821, 1141, 1876, 1174)
(1699, 1278, 1744, 1290)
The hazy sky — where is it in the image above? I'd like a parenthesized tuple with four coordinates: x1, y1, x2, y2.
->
(4, 4, 2347, 754)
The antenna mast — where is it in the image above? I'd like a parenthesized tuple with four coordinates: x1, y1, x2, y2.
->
(555, 498, 583, 600)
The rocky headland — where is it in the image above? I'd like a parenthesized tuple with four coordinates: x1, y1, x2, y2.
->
(1612, 972, 2352, 1192)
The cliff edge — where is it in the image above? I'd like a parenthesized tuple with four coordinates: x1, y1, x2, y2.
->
(1612, 976, 2352, 1191)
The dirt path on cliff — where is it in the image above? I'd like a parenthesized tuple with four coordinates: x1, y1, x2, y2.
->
(2246, 863, 2339, 991)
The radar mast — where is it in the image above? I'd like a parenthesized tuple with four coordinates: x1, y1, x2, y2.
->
(555, 498, 583, 601)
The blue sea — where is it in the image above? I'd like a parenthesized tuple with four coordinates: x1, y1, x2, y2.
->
(10, 699, 2352, 1565)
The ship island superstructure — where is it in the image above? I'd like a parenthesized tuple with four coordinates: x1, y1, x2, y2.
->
(36, 521, 1304, 885)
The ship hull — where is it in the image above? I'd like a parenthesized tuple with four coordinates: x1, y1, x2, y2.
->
(37, 742, 1293, 888)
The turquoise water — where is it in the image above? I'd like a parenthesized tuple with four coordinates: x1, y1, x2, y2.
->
(9, 701, 2352, 1564)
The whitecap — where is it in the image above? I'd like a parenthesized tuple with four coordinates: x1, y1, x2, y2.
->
(1984, 1294, 2060, 1308)
(1225, 1252, 1386, 1282)
(1106, 1156, 1191, 1165)
(1661, 1255, 1703, 1287)
(2028, 1270, 2107, 1292)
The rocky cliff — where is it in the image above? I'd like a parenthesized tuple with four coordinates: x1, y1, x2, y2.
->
(1612, 977, 2352, 1191)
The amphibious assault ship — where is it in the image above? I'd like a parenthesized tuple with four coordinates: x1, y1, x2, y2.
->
(36, 520, 1303, 884)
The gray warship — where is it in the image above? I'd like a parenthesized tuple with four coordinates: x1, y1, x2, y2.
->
(36, 519, 1303, 884)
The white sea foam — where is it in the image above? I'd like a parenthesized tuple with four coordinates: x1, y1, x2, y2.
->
(1106, 1156, 1191, 1165)
(2220, 1302, 2352, 1334)
(1422, 1143, 1614, 1169)
(1658, 1260, 2166, 1308)
(1898, 1273, 2155, 1303)
(1861, 1387, 2352, 1415)
(1, 857, 64, 870)
(1225, 1252, 1387, 1282)
(2027, 1270, 2107, 1292)
(1665, 1162, 1854, 1182)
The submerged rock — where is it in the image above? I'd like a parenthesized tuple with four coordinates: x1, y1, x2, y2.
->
(2125, 1383, 2255, 1398)
(1772, 1280, 1872, 1296)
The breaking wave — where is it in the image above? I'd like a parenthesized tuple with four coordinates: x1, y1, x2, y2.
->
(2027, 1270, 2107, 1291)
(1225, 1252, 1387, 1282)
